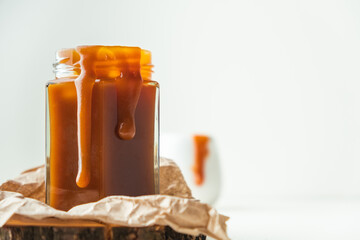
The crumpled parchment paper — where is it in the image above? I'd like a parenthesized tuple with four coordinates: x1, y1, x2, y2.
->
(0, 158, 229, 240)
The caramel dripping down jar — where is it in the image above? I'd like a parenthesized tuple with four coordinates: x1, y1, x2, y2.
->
(45, 46, 159, 211)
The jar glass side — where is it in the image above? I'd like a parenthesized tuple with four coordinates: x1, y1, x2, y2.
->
(152, 81, 160, 194)
(45, 83, 50, 204)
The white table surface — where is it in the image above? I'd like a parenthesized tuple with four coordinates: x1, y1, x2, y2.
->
(215, 197, 360, 240)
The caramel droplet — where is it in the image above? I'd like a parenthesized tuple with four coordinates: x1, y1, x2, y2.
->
(117, 120, 136, 140)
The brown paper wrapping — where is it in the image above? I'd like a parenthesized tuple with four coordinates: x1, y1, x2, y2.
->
(0, 158, 229, 240)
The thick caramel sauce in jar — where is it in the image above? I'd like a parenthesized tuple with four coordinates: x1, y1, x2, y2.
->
(46, 46, 159, 211)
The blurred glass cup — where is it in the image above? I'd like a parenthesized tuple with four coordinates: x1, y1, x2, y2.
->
(161, 133, 221, 205)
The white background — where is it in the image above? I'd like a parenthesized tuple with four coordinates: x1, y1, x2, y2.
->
(1, 1, 360, 235)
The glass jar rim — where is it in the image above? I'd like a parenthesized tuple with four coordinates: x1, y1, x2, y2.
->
(53, 46, 153, 80)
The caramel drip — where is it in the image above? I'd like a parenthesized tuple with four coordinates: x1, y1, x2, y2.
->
(192, 135, 210, 186)
(74, 46, 142, 188)
(74, 46, 97, 188)
(115, 71, 142, 140)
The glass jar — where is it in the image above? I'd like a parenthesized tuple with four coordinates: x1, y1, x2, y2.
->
(45, 46, 159, 211)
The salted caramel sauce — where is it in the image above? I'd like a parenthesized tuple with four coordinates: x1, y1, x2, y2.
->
(73, 46, 143, 188)
(48, 46, 157, 210)
(192, 135, 210, 186)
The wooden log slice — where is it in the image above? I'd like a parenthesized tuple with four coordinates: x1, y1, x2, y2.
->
(0, 215, 206, 240)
